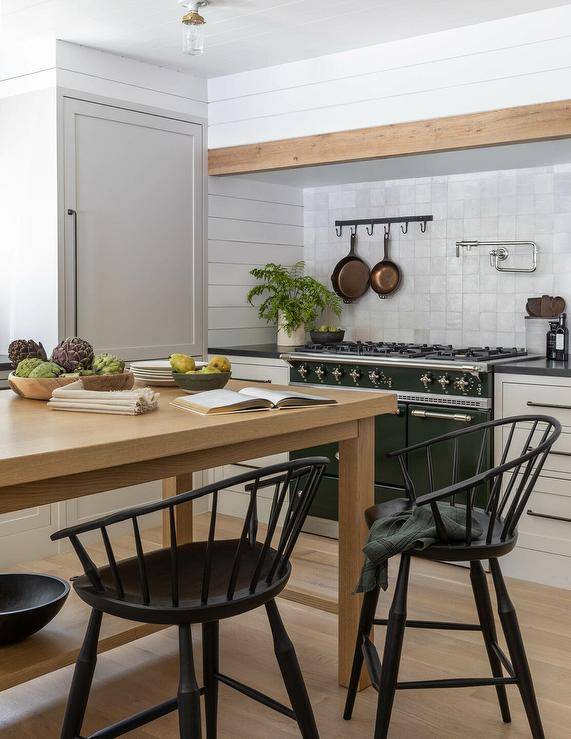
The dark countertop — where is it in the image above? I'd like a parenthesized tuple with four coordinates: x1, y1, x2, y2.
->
(209, 344, 299, 360)
(495, 356, 571, 377)
(0, 355, 11, 372)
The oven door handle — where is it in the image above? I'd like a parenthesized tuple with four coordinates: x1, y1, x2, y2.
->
(411, 409, 473, 423)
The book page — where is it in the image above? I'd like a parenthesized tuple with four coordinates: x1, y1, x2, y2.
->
(238, 387, 335, 406)
(174, 389, 270, 412)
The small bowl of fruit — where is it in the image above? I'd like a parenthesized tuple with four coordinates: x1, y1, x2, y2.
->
(7, 338, 133, 400)
(170, 354, 232, 393)
(309, 325, 345, 345)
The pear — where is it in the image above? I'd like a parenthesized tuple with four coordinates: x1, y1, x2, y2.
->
(208, 355, 231, 373)
(170, 353, 195, 373)
(200, 366, 221, 374)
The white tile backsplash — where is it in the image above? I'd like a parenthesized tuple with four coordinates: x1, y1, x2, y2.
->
(304, 165, 571, 348)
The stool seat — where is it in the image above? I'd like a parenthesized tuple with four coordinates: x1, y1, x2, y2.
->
(364, 499, 517, 561)
(74, 539, 290, 625)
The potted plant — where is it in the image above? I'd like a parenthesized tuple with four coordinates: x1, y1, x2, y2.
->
(247, 262, 342, 346)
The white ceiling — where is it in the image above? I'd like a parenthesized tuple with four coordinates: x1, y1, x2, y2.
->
(1, 0, 569, 78)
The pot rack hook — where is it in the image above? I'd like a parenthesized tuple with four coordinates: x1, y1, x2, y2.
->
(335, 224, 343, 237)
(400, 221, 409, 235)
(420, 219, 427, 233)
(350, 225, 357, 237)
(384, 223, 391, 237)
(366, 223, 374, 236)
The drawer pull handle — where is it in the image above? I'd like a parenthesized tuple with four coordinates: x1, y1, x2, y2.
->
(527, 446, 571, 458)
(411, 409, 472, 423)
(527, 401, 571, 410)
(527, 509, 571, 524)
(236, 378, 272, 384)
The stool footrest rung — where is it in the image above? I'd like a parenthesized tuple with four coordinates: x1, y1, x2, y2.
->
(87, 696, 180, 738)
(214, 672, 296, 720)
(373, 618, 481, 631)
(396, 676, 518, 690)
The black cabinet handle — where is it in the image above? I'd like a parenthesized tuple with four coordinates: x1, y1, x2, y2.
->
(527, 509, 571, 524)
(527, 400, 571, 410)
(67, 208, 78, 335)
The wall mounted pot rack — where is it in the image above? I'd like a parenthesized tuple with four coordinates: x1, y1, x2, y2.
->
(334, 215, 433, 238)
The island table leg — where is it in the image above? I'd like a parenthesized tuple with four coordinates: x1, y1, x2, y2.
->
(162, 473, 194, 546)
(338, 416, 375, 689)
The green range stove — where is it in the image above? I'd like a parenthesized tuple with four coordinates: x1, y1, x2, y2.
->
(281, 341, 530, 538)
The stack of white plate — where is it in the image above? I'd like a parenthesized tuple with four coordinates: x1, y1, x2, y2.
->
(130, 359, 205, 386)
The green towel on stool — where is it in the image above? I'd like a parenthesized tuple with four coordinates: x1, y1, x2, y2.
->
(356, 503, 483, 593)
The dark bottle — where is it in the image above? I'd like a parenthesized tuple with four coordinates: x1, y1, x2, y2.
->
(554, 313, 569, 361)
(546, 320, 558, 360)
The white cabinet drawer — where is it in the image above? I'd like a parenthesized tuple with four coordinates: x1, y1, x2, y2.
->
(230, 362, 288, 385)
(503, 473, 571, 556)
(509, 428, 571, 477)
(518, 492, 571, 557)
(502, 381, 571, 427)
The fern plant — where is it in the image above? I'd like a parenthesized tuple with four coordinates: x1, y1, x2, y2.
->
(247, 262, 342, 336)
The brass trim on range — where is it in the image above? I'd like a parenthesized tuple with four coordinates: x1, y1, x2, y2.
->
(281, 353, 483, 376)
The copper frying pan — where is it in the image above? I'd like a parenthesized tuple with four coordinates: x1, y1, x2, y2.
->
(370, 229, 401, 299)
(331, 231, 370, 303)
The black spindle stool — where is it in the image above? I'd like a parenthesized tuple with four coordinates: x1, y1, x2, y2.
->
(343, 415, 560, 739)
(51, 457, 329, 739)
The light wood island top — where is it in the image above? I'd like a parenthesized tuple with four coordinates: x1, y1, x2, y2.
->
(0, 379, 397, 693)
(0, 380, 397, 490)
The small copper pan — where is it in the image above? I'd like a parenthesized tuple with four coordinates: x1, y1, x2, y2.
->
(370, 229, 401, 299)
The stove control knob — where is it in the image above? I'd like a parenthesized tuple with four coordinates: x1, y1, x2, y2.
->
(420, 372, 433, 388)
(349, 368, 361, 384)
(369, 369, 381, 385)
(298, 364, 309, 379)
(331, 366, 343, 382)
(437, 373, 450, 390)
(315, 365, 325, 381)
(454, 375, 470, 393)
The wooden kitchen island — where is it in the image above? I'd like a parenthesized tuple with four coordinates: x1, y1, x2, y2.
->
(0, 381, 396, 692)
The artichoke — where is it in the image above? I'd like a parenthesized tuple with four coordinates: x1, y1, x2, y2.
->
(28, 361, 64, 379)
(8, 339, 47, 369)
(51, 337, 94, 372)
(93, 353, 125, 375)
(14, 358, 44, 377)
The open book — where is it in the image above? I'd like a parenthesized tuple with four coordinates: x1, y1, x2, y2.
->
(171, 386, 337, 416)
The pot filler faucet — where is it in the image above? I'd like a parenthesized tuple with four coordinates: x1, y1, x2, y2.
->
(455, 240, 537, 272)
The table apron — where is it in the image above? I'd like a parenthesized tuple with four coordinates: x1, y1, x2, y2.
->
(0, 421, 358, 514)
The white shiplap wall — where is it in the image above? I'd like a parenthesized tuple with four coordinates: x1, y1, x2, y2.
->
(208, 6, 571, 149)
(208, 177, 303, 346)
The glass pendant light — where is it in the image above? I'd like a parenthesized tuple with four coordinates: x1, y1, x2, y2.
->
(180, 1, 207, 56)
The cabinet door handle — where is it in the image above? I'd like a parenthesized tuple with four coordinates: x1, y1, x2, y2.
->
(527, 446, 571, 457)
(527, 400, 571, 410)
(67, 208, 78, 334)
(411, 409, 472, 423)
(527, 509, 571, 524)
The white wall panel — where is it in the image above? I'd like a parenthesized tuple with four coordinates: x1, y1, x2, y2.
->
(207, 177, 303, 347)
(208, 6, 571, 149)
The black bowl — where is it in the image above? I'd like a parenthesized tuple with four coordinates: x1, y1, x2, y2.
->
(309, 329, 345, 345)
(0, 573, 70, 646)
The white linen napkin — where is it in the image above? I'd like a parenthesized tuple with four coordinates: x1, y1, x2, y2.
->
(47, 381, 159, 415)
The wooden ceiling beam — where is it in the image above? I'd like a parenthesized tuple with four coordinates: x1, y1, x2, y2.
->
(208, 99, 571, 176)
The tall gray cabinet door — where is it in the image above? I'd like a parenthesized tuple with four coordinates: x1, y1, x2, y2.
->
(63, 98, 204, 360)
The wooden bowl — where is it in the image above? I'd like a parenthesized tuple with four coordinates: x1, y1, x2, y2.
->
(172, 371, 231, 394)
(0, 573, 69, 645)
(8, 371, 134, 400)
